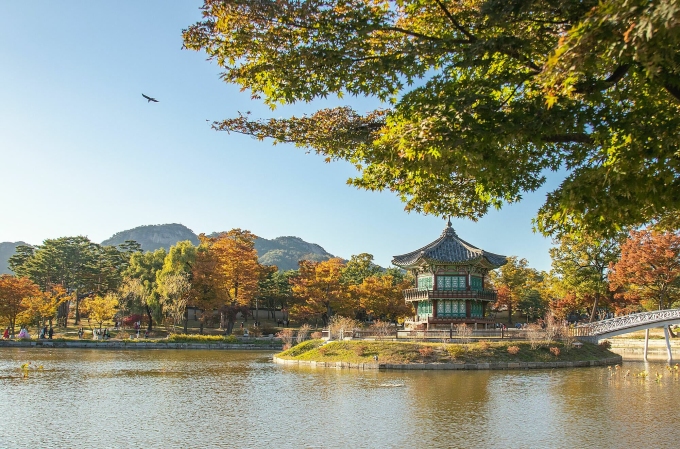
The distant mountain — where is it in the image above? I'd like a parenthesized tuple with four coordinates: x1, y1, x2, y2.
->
(1, 225, 337, 275)
(255, 236, 335, 271)
(105, 225, 336, 270)
(101, 223, 199, 252)
(0, 241, 30, 274)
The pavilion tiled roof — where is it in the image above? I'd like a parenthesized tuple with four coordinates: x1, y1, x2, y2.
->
(392, 222, 507, 268)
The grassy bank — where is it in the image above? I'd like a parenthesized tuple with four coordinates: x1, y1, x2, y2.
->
(276, 340, 617, 365)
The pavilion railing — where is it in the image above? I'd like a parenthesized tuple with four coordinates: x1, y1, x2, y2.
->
(403, 288, 497, 302)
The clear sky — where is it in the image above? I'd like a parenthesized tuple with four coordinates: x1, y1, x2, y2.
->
(0, 1, 561, 272)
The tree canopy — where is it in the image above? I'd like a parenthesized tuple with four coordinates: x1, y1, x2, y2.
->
(184, 0, 680, 236)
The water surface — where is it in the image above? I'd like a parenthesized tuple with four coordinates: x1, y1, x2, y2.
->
(0, 349, 677, 448)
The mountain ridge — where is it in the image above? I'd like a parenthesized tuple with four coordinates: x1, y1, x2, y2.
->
(1, 224, 337, 274)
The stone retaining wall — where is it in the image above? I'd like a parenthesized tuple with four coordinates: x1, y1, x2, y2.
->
(0, 340, 282, 350)
(273, 355, 622, 370)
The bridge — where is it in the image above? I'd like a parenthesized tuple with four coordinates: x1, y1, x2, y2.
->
(574, 309, 680, 361)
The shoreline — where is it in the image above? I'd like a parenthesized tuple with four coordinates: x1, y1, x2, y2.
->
(0, 339, 282, 350)
(273, 355, 622, 370)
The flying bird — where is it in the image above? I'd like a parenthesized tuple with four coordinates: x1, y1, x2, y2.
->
(142, 94, 158, 103)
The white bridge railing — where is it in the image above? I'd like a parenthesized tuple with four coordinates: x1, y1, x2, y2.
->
(576, 309, 680, 336)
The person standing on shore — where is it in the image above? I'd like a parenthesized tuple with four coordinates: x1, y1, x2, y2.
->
(48, 327, 53, 339)
(2, 328, 8, 339)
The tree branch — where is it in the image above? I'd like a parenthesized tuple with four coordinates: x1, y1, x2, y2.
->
(542, 134, 594, 144)
(433, 0, 477, 42)
(383, 26, 446, 42)
(664, 83, 680, 103)
(575, 65, 630, 94)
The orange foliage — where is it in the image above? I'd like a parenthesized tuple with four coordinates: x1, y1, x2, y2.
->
(290, 258, 353, 323)
(0, 275, 40, 334)
(352, 275, 412, 321)
(609, 229, 680, 310)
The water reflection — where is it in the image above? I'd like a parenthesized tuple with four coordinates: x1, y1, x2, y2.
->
(1, 349, 678, 448)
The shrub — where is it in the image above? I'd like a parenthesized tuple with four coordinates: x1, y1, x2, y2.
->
(277, 328, 295, 347)
(507, 345, 520, 355)
(282, 343, 292, 351)
(599, 340, 612, 349)
(328, 316, 359, 340)
(311, 331, 323, 339)
(296, 323, 311, 344)
(477, 341, 491, 351)
(549, 346, 561, 357)
(418, 346, 434, 357)
(526, 324, 544, 350)
(166, 334, 239, 344)
(115, 330, 130, 340)
(249, 326, 262, 337)
(318, 346, 328, 356)
(354, 344, 367, 356)
(446, 344, 465, 359)
(455, 324, 472, 344)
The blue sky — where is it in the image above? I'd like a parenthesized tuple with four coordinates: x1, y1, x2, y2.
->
(0, 1, 561, 272)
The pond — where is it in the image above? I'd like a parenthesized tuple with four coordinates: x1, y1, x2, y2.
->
(0, 348, 678, 448)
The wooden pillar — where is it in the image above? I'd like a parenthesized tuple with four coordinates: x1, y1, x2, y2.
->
(466, 300, 471, 318)
(432, 300, 438, 318)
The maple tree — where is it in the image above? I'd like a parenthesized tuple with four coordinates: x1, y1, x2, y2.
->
(184, 0, 680, 237)
(609, 229, 680, 311)
(0, 275, 40, 335)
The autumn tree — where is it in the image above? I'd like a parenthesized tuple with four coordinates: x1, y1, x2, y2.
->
(184, 0, 680, 237)
(24, 285, 70, 329)
(290, 258, 353, 326)
(209, 230, 261, 334)
(549, 231, 625, 321)
(352, 275, 412, 322)
(189, 237, 224, 333)
(83, 293, 119, 331)
(0, 275, 40, 335)
(609, 230, 680, 312)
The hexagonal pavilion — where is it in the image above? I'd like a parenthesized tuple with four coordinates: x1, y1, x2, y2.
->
(392, 221, 507, 329)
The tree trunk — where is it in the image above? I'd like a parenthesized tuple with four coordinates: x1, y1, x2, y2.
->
(75, 294, 80, 325)
(145, 304, 153, 331)
(589, 293, 600, 323)
(226, 319, 235, 335)
(183, 308, 188, 334)
(507, 303, 513, 325)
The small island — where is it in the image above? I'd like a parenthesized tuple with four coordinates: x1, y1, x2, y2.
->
(274, 339, 622, 370)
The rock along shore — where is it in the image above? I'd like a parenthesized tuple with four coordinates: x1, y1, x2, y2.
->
(272, 355, 622, 370)
(0, 340, 282, 351)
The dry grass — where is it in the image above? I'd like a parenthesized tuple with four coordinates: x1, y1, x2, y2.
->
(276, 340, 616, 364)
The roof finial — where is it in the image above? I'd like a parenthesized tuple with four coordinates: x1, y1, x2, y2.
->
(447, 216, 452, 228)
